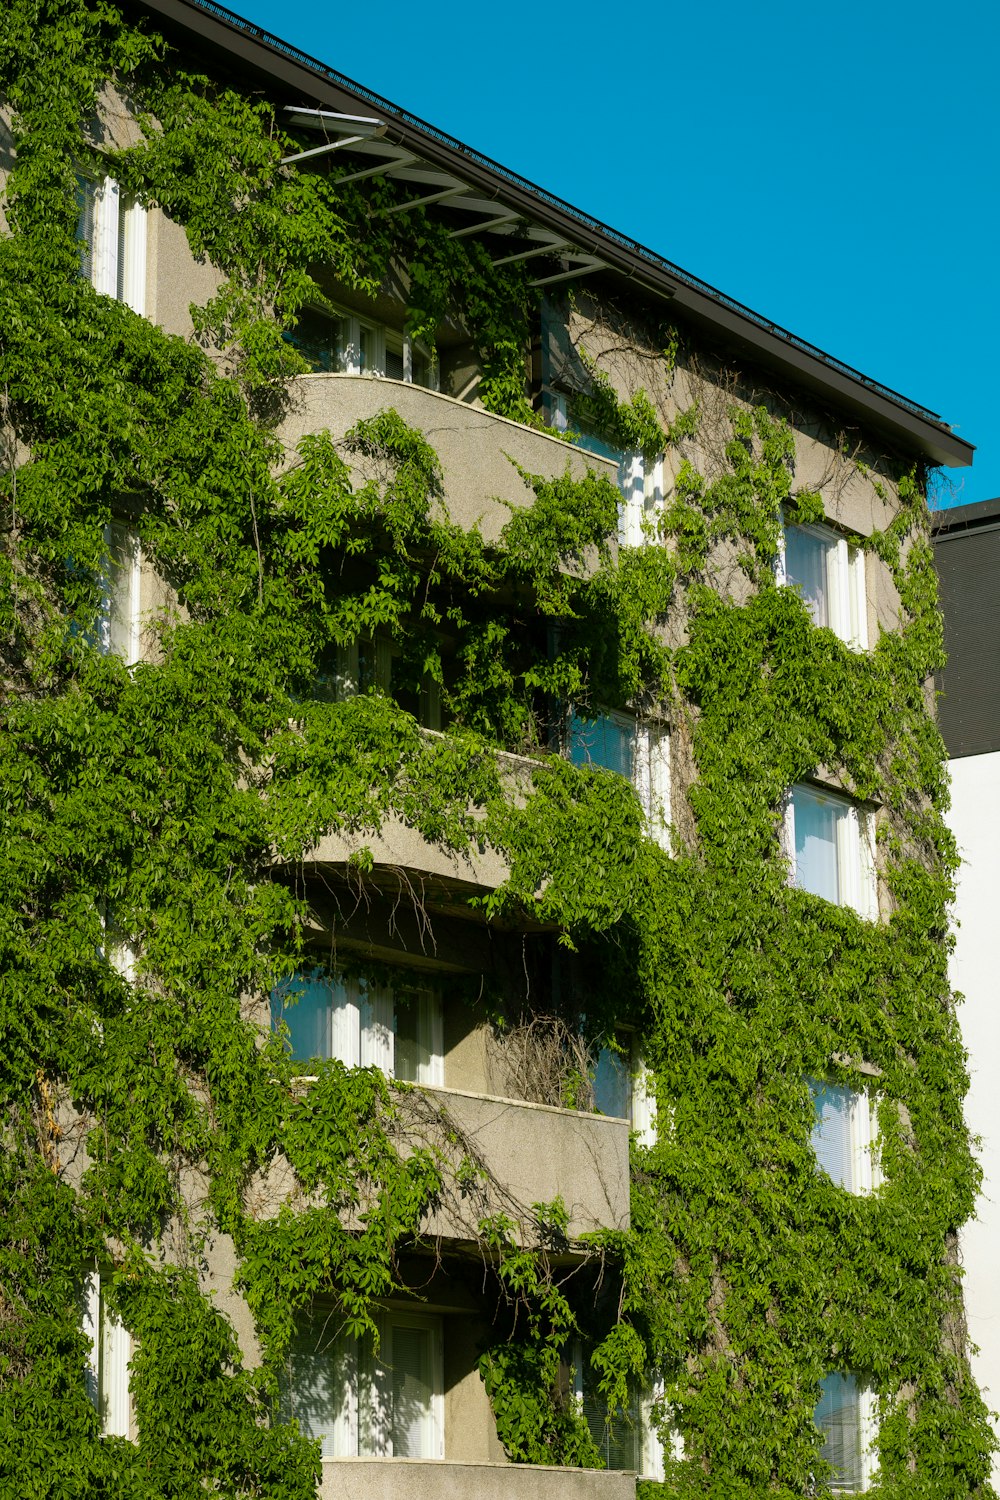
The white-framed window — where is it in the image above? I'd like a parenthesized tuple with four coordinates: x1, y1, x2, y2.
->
(573, 1345, 665, 1479)
(290, 303, 436, 387)
(568, 710, 670, 851)
(784, 784, 877, 919)
(82, 1270, 131, 1438)
(592, 1032, 657, 1147)
(271, 969, 444, 1085)
(317, 636, 442, 730)
(777, 519, 868, 650)
(76, 176, 147, 314)
(808, 1079, 881, 1195)
(97, 523, 141, 663)
(815, 1372, 876, 1492)
(550, 394, 663, 546)
(282, 1310, 444, 1460)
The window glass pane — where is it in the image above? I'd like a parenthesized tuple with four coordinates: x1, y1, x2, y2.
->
(282, 1327, 355, 1458)
(271, 968, 334, 1061)
(389, 1323, 434, 1457)
(793, 787, 841, 902)
(817, 1372, 863, 1491)
(581, 1362, 641, 1470)
(809, 1079, 855, 1188)
(593, 1045, 630, 1120)
(287, 307, 340, 372)
(785, 526, 831, 628)
(394, 990, 434, 1084)
(569, 713, 634, 778)
(385, 343, 404, 381)
(76, 176, 96, 283)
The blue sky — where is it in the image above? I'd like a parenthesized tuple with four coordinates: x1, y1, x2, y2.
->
(225, 0, 997, 509)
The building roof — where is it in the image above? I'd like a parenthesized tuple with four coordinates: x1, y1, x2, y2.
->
(136, 0, 974, 471)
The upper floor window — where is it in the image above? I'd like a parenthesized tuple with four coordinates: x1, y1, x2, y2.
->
(76, 176, 146, 314)
(785, 784, 876, 919)
(271, 967, 443, 1085)
(815, 1372, 876, 1492)
(568, 709, 670, 850)
(282, 1310, 443, 1460)
(549, 394, 663, 546)
(592, 1032, 657, 1147)
(289, 303, 436, 387)
(316, 635, 442, 731)
(779, 520, 868, 650)
(808, 1079, 880, 1195)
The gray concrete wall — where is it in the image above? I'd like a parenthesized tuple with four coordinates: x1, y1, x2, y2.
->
(277, 375, 618, 545)
(400, 1085, 630, 1242)
(318, 1458, 636, 1500)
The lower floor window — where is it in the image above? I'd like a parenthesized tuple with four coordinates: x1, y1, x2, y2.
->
(82, 1270, 131, 1438)
(808, 1079, 880, 1195)
(282, 1311, 444, 1460)
(816, 1372, 876, 1491)
(574, 1345, 664, 1479)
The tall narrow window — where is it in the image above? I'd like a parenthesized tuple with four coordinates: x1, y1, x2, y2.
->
(271, 969, 443, 1085)
(76, 176, 146, 313)
(82, 1270, 131, 1438)
(816, 1372, 875, 1491)
(592, 1034, 657, 1146)
(573, 1345, 665, 1479)
(808, 1080, 880, 1195)
(780, 520, 868, 650)
(97, 523, 141, 663)
(785, 784, 877, 918)
(282, 1312, 443, 1459)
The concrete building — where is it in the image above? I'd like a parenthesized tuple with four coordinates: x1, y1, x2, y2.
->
(1, 0, 993, 1495)
(935, 498, 1000, 1487)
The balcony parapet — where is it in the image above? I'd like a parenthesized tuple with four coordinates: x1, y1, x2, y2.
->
(278, 374, 619, 544)
(400, 1083, 630, 1243)
(318, 1457, 636, 1500)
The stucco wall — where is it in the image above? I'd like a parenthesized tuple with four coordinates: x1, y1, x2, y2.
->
(318, 1458, 635, 1500)
(277, 375, 618, 545)
(948, 750, 1000, 1484)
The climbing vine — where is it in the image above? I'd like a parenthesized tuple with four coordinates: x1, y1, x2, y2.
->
(0, 1, 995, 1497)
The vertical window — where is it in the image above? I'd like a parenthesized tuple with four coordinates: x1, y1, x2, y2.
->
(271, 969, 443, 1085)
(76, 176, 146, 314)
(816, 1372, 875, 1492)
(282, 1312, 443, 1459)
(780, 521, 868, 650)
(573, 1346, 664, 1479)
(785, 785, 877, 918)
(549, 396, 663, 546)
(569, 711, 671, 851)
(808, 1080, 880, 1195)
(82, 1271, 131, 1438)
(97, 523, 141, 663)
(592, 1034, 657, 1146)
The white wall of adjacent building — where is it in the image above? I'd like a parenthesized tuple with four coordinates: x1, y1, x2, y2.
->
(949, 749, 1000, 1481)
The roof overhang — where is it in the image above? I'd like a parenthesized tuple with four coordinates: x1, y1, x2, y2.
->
(134, 0, 974, 470)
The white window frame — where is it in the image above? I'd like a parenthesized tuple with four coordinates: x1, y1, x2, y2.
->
(77, 176, 146, 314)
(815, 1373, 877, 1492)
(784, 784, 878, 920)
(549, 395, 663, 546)
(97, 523, 142, 663)
(82, 1269, 131, 1438)
(808, 1079, 882, 1196)
(777, 518, 868, 651)
(272, 970, 444, 1086)
(302, 304, 438, 388)
(568, 708, 671, 852)
(285, 1309, 444, 1460)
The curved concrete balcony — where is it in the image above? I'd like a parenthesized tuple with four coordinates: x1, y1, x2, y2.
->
(401, 1084, 630, 1243)
(318, 1458, 635, 1500)
(279, 374, 619, 544)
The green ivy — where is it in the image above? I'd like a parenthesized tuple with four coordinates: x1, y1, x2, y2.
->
(0, 1, 995, 1496)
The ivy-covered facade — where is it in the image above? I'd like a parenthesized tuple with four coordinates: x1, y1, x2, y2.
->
(0, 2, 994, 1497)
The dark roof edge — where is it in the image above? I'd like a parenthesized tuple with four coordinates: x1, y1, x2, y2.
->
(931, 497, 1000, 537)
(135, 0, 974, 470)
